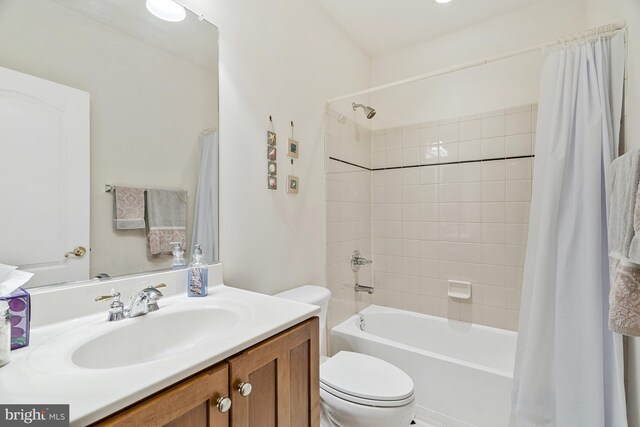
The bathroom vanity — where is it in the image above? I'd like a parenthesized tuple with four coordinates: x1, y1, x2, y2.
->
(96, 317, 319, 427)
(0, 265, 320, 426)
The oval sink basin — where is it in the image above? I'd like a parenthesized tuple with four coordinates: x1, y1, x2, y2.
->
(72, 308, 239, 369)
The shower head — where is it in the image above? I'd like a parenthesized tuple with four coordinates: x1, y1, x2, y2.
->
(352, 102, 376, 119)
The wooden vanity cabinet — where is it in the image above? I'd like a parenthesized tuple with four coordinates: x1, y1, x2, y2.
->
(228, 316, 319, 427)
(96, 363, 230, 427)
(93, 317, 319, 427)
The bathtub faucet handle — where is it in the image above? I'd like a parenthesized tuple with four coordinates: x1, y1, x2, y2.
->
(351, 250, 373, 272)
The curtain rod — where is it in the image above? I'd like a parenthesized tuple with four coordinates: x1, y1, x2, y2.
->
(327, 22, 626, 104)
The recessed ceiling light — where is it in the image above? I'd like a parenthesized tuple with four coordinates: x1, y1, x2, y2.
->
(146, 0, 186, 22)
(435, 0, 452, 3)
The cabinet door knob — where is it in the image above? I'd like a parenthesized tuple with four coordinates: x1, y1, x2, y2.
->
(216, 397, 232, 413)
(237, 382, 252, 397)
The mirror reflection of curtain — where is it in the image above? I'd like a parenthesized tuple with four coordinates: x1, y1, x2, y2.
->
(192, 130, 219, 263)
(511, 32, 626, 426)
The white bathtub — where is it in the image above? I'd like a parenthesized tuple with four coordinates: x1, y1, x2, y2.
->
(330, 305, 517, 427)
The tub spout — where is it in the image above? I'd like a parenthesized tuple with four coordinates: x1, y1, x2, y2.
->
(355, 284, 374, 294)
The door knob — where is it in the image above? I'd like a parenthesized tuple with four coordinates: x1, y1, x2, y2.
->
(237, 382, 252, 397)
(65, 246, 87, 258)
(216, 397, 232, 413)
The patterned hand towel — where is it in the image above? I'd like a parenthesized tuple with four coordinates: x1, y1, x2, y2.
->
(146, 189, 187, 256)
(608, 150, 640, 336)
(113, 186, 146, 230)
(610, 261, 640, 335)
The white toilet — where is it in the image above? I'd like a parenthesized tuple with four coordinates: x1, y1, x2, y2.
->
(276, 285, 416, 427)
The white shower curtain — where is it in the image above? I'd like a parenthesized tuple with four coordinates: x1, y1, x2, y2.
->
(192, 130, 219, 264)
(511, 32, 626, 426)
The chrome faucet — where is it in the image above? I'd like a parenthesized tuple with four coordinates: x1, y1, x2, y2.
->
(351, 250, 375, 294)
(96, 283, 166, 322)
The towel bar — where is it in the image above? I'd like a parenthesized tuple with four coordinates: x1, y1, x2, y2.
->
(105, 184, 187, 194)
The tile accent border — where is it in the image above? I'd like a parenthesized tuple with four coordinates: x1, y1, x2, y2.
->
(329, 154, 536, 172)
(328, 157, 372, 171)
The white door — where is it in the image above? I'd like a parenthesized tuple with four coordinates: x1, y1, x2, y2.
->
(0, 65, 90, 287)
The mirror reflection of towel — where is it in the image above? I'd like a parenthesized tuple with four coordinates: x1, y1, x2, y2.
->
(145, 189, 187, 256)
(113, 186, 146, 230)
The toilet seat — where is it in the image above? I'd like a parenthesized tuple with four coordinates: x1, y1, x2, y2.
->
(320, 382, 414, 408)
(320, 351, 414, 408)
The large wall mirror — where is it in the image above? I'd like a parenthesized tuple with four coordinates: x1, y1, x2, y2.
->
(0, 0, 219, 287)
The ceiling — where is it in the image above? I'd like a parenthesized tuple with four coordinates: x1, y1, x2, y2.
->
(316, 0, 547, 56)
(49, 0, 218, 72)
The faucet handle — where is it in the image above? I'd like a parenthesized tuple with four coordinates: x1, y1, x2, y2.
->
(143, 283, 165, 298)
(142, 283, 166, 294)
(95, 289, 121, 303)
(143, 283, 167, 292)
(351, 250, 373, 272)
(143, 284, 165, 312)
(95, 290, 125, 322)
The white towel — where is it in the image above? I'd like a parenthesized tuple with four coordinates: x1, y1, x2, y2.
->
(608, 149, 640, 336)
(629, 183, 640, 262)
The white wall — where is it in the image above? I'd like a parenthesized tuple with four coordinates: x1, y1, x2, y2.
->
(369, 0, 586, 129)
(179, 0, 371, 294)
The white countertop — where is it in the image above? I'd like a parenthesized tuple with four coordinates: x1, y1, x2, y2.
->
(0, 277, 319, 426)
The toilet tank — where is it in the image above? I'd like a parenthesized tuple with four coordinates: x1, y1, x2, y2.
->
(275, 285, 331, 355)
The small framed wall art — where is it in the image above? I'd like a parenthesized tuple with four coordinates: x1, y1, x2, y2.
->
(268, 176, 277, 190)
(287, 138, 299, 159)
(267, 130, 277, 146)
(267, 146, 277, 161)
(267, 116, 278, 190)
(287, 175, 299, 194)
(268, 161, 277, 176)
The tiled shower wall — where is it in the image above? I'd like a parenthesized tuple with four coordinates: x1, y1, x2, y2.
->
(325, 109, 373, 332)
(371, 105, 537, 331)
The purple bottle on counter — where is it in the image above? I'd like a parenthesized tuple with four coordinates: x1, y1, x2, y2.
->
(0, 288, 30, 350)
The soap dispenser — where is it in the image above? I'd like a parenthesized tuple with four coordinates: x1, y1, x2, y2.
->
(170, 242, 185, 269)
(188, 244, 208, 297)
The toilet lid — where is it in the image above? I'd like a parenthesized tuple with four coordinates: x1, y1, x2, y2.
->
(320, 351, 414, 403)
